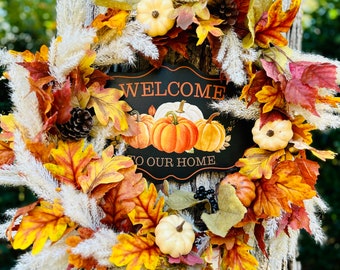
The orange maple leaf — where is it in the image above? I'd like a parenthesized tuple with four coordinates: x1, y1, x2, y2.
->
(236, 147, 286, 180)
(128, 183, 168, 235)
(100, 168, 146, 231)
(274, 160, 316, 210)
(44, 140, 97, 187)
(11, 200, 75, 255)
(253, 178, 285, 217)
(222, 240, 258, 270)
(0, 114, 16, 166)
(253, 160, 317, 217)
(110, 233, 160, 270)
(78, 145, 134, 195)
(240, 67, 272, 107)
(254, 0, 301, 48)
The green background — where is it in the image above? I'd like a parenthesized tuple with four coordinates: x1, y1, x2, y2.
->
(0, 0, 339, 269)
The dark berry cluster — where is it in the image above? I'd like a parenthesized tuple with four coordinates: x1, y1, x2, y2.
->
(194, 186, 219, 213)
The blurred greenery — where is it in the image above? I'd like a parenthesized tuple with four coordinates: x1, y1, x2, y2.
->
(0, 0, 339, 269)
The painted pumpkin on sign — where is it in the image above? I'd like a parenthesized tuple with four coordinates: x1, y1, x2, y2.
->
(155, 215, 195, 258)
(154, 100, 204, 122)
(194, 112, 226, 152)
(122, 111, 154, 149)
(151, 111, 198, 153)
(136, 0, 175, 37)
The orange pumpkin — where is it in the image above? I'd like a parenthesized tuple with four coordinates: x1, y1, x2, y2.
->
(220, 172, 256, 207)
(151, 111, 198, 153)
(194, 112, 226, 152)
(123, 111, 154, 149)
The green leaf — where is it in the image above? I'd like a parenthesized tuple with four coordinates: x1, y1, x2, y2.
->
(166, 190, 199, 210)
(201, 184, 247, 237)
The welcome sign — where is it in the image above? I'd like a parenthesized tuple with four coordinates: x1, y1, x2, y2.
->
(108, 64, 253, 182)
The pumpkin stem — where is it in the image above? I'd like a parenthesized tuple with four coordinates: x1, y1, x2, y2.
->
(130, 110, 141, 122)
(176, 100, 186, 113)
(266, 130, 274, 137)
(165, 111, 179, 125)
(207, 112, 220, 124)
(176, 221, 186, 232)
(152, 10, 159, 18)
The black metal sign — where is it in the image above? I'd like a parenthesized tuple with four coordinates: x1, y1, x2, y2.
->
(108, 64, 253, 182)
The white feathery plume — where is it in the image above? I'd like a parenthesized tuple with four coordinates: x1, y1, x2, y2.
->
(1, 51, 44, 140)
(71, 228, 117, 266)
(288, 103, 340, 130)
(56, 0, 88, 34)
(0, 208, 17, 239)
(266, 229, 300, 270)
(304, 196, 329, 244)
(12, 131, 61, 201)
(264, 217, 280, 239)
(59, 184, 105, 230)
(217, 29, 256, 86)
(49, 0, 96, 83)
(90, 121, 115, 154)
(115, 140, 127, 156)
(94, 20, 158, 66)
(0, 164, 25, 186)
(12, 238, 69, 270)
(48, 27, 96, 84)
(210, 98, 260, 120)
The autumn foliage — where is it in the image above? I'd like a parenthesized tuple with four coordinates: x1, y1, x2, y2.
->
(1, 0, 339, 269)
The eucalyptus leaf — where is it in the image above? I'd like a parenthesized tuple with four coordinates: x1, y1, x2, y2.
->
(166, 190, 198, 210)
(201, 184, 247, 237)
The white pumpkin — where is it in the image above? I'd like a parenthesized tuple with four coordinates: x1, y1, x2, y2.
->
(154, 100, 204, 122)
(155, 215, 195, 258)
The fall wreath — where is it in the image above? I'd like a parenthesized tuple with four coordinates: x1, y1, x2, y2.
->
(0, 0, 340, 269)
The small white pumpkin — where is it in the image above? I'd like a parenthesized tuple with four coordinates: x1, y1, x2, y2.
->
(136, 0, 175, 37)
(252, 118, 294, 151)
(155, 215, 195, 258)
(154, 100, 204, 122)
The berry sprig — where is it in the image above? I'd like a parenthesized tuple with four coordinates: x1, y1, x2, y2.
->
(194, 186, 219, 213)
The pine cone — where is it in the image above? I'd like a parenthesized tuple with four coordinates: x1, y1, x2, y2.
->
(208, 0, 239, 27)
(58, 108, 93, 140)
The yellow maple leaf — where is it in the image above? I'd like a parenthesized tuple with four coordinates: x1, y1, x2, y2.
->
(223, 240, 259, 270)
(87, 82, 132, 132)
(110, 233, 160, 270)
(128, 183, 168, 235)
(92, 8, 129, 34)
(9, 45, 49, 62)
(291, 115, 315, 145)
(193, 16, 224, 45)
(44, 140, 97, 186)
(255, 82, 285, 113)
(78, 145, 134, 194)
(12, 200, 75, 254)
(78, 50, 96, 85)
(236, 147, 286, 179)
